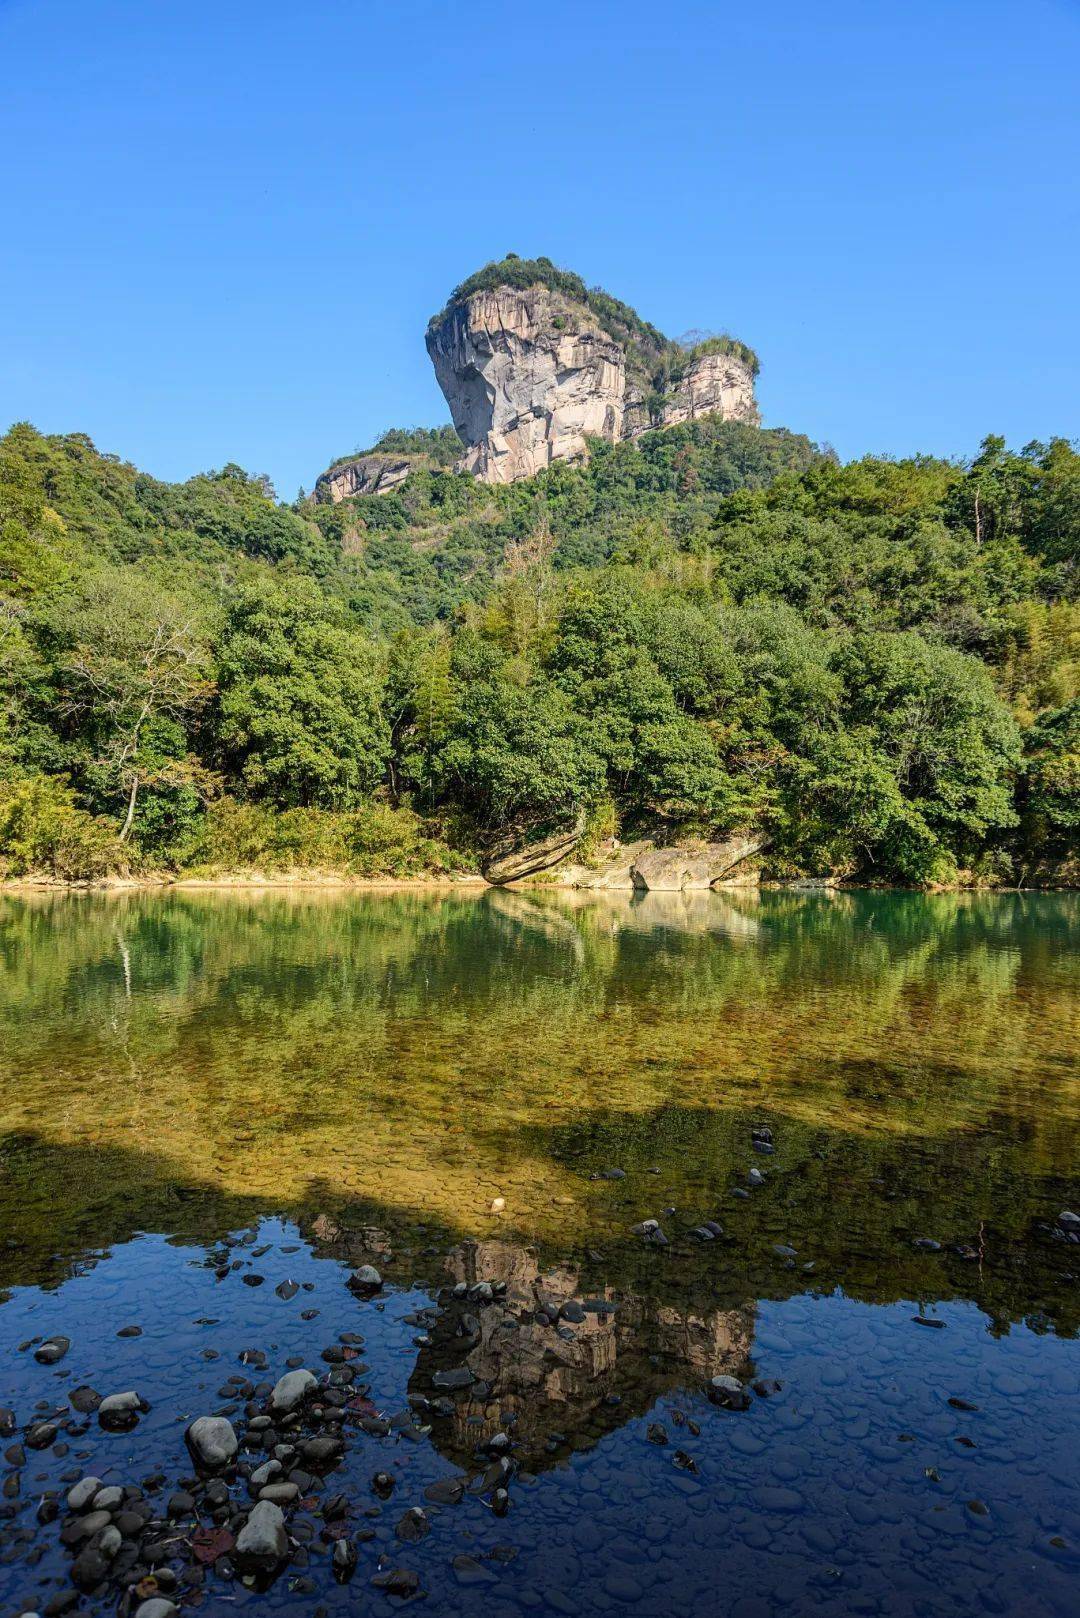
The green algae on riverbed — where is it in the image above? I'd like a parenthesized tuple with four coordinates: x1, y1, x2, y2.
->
(0, 887, 1076, 1326)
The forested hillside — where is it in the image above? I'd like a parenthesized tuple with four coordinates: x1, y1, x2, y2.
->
(1, 417, 1076, 886)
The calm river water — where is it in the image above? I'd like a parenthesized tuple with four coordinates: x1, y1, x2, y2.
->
(0, 887, 1077, 1617)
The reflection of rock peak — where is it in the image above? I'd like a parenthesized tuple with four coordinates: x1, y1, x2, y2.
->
(411, 1240, 755, 1471)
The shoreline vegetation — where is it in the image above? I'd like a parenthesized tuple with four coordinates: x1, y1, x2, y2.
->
(2, 398, 1077, 894)
(2, 868, 1073, 894)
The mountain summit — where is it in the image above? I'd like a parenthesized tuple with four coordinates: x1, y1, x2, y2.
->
(424, 255, 760, 484)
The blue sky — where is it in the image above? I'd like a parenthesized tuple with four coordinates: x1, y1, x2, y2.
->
(1, 0, 1077, 498)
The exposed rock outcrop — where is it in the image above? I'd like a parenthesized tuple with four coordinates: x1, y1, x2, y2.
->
(426, 288, 627, 485)
(481, 811, 587, 885)
(576, 832, 768, 891)
(314, 454, 412, 503)
(630, 833, 769, 891)
(426, 266, 760, 484)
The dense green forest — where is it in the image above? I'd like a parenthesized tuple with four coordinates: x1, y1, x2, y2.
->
(0, 414, 1076, 886)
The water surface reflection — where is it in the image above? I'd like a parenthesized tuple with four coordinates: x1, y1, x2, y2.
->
(0, 889, 1077, 1614)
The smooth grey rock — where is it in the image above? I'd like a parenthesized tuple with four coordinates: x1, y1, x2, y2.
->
(185, 1415, 238, 1469)
(71, 1509, 112, 1539)
(350, 1264, 382, 1290)
(259, 1482, 300, 1504)
(235, 1498, 288, 1565)
(97, 1391, 145, 1429)
(66, 1477, 102, 1512)
(98, 1525, 122, 1558)
(135, 1602, 179, 1618)
(269, 1369, 317, 1412)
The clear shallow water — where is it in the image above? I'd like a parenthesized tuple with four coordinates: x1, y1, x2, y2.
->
(0, 887, 1078, 1616)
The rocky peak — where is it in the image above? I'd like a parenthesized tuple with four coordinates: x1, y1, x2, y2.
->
(426, 285, 628, 485)
(426, 256, 760, 483)
(314, 258, 762, 494)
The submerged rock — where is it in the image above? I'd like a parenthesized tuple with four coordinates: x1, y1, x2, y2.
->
(709, 1375, 752, 1410)
(34, 1335, 70, 1365)
(332, 1537, 358, 1581)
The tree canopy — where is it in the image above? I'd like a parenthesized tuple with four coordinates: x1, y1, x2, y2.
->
(1, 417, 1076, 886)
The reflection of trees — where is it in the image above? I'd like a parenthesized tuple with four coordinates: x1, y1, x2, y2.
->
(0, 887, 1076, 1297)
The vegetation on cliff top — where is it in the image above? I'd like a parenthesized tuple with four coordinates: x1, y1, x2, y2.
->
(326, 425, 462, 475)
(430, 253, 761, 382)
(1, 416, 1077, 887)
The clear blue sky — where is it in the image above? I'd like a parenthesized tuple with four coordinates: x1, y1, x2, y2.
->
(1, 0, 1077, 498)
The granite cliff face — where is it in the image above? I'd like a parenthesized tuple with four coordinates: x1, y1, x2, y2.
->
(425, 286, 629, 485)
(427, 275, 760, 484)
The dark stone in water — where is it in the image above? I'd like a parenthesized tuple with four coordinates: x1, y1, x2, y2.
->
(453, 1553, 496, 1585)
(34, 1335, 71, 1365)
(913, 1316, 947, 1329)
(423, 1476, 465, 1506)
(71, 1545, 111, 1590)
(276, 1280, 299, 1302)
(647, 1423, 668, 1445)
(332, 1538, 358, 1582)
(242, 1274, 265, 1287)
(26, 1422, 59, 1449)
(709, 1376, 751, 1411)
(117, 1325, 142, 1338)
(432, 1368, 474, 1391)
(371, 1567, 420, 1597)
(44, 1590, 79, 1615)
(395, 1507, 430, 1542)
